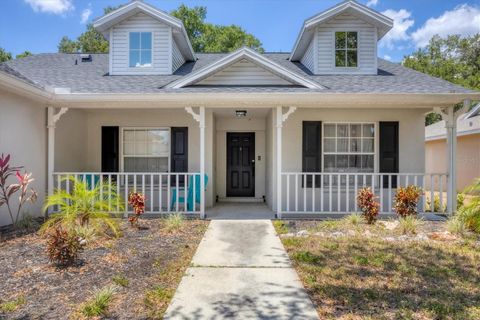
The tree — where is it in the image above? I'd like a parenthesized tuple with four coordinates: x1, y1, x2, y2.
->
(58, 4, 263, 54)
(403, 34, 480, 125)
(16, 51, 32, 59)
(171, 4, 263, 53)
(0, 47, 12, 63)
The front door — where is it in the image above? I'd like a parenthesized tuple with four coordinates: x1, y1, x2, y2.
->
(227, 132, 255, 197)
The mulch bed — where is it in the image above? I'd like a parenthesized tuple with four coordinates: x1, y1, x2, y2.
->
(0, 219, 208, 319)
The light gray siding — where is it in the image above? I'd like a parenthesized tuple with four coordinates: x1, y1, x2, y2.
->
(197, 59, 293, 86)
(316, 13, 377, 75)
(110, 12, 171, 75)
(300, 39, 315, 73)
(172, 39, 185, 72)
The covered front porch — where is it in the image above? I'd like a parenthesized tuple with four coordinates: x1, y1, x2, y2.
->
(47, 98, 470, 218)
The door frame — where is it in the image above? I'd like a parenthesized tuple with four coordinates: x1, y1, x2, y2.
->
(226, 132, 256, 197)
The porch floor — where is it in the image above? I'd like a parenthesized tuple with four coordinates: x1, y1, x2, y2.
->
(206, 202, 275, 220)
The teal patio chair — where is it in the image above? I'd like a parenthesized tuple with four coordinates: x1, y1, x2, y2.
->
(170, 174, 208, 211)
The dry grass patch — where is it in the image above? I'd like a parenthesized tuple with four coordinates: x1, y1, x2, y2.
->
(280, 234, 480, 319)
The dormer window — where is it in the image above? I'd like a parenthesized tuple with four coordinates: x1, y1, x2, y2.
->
(129, 32, 152, 68)
(335, 31, 358, 68)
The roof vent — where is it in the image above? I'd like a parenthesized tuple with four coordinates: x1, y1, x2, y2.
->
(80, 54, 92, 62)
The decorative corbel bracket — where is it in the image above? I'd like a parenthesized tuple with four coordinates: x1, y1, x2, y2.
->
(282, 106, 297, 123)
(48, 107, 69, 128)
(434, 99, 471, 128)
(185, 107, 200, 123)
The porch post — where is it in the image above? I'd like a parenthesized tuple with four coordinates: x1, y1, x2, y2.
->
(437, 99, 470, 214)
(199, 106, 206, 219)
(276, 106, 283, 218)
(47, 106, 68, 216)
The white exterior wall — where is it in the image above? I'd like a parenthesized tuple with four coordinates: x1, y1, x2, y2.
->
(56, 109, 88, 172)
(197, 59, 292, 86)
(215, 116, 267, 201)
(300, 40, 315, 73)
(110, 12, 171, 75)
(172, 39, 185, 72)
(0, 90, 47, 226)
(315, 13, 377, 74)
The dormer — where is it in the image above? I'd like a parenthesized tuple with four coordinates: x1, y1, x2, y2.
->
(290, 0, 393, 75)
(93, 0, 195, 75)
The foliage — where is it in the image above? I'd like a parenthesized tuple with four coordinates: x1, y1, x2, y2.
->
(343, 213, 362, 227)
(15, 51, 32, 59)
(128, 192, 145, 228)
(164, 213, 184, 233)
(447, 215, 467, 235)
(58, 36, 80, 53)
(42, 177, 123, 237)
(81, 285, 116, 317)
(0, 296, 26, 313)
(403, 34, 480, 126)
(272, 220, 289, 234)
(170, 4, 264, 53)
(457, 193, 465, 210)
(74, 224, 97, 244)
(398, 216, 423, 235)
(112, 274, 129, 287)
(394, 185, 422, 217)
(456, 180, 480, 234)
(0, 154, 37, 227)
(15, 212, 39, 230)
(45, 226, 85, 266)
(356, 187, 380, 224)
(0, 47, 12, 63)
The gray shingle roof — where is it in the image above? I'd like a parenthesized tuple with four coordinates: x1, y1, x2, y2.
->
(0, 52, 476, 94)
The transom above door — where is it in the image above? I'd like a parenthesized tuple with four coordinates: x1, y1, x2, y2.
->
(227, 132, 255, 197)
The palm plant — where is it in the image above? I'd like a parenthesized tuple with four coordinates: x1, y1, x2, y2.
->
(42, 176, 124, 236)
(457, 179, 480, 233)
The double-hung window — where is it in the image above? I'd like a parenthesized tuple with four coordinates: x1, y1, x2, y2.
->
(122, 128, 169, 172)
(335, 31, 358, 67)
(323, 123, 375, 173)
(129, 32, 152, 68)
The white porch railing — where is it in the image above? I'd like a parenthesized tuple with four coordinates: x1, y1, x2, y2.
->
(280, 172, 448, 214)
(53, 172, 202, 215)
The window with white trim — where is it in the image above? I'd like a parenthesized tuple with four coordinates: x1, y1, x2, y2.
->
(122, 128, 169, 172)
(323, 123, 375, 172)
(335, 31, 358, 67)
(129, 32, 152, 68)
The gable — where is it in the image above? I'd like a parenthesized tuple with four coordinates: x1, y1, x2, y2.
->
(196, 59, 294, 86)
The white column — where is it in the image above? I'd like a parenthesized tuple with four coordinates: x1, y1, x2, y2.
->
(445, 106, 455, 214)
(47, 107, 55, 216)
(276, 106, 283, 218)
(199, 106, 206, 219)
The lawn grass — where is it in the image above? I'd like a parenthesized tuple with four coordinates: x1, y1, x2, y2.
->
(276, 223, 480, 319)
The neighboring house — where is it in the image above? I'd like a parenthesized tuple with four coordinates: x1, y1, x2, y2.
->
(426, 104, 480, 191)
(0, 0, 478, 225)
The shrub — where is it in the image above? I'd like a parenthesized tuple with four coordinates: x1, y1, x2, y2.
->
(42, 177, 123, 237)
(398, 216, 423, 235)
(128, 191, 145, 228)
(46, 226, 85, 267)
(164, 213, 184, 232)
(457, 193, 465, 210)
(81, 285, 116, 317)
(457, 180, 480, 234)
(343, 213, 362, 227)
(394, 185, 422, 217)
(446, 216, 466, 235)
(0, 153, 37, 227)
(357, 187, 380, 224)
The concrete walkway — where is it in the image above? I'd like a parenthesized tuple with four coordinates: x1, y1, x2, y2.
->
(164, 219, 319, 319)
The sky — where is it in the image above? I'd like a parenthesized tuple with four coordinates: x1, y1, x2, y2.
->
(1, 0, 480, 62)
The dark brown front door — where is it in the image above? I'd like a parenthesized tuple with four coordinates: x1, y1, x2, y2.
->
(227, 132, 255, 197)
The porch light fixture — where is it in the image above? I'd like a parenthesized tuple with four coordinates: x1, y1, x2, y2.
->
(236, 110, 247, 117)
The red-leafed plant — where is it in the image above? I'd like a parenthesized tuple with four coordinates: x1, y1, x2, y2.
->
(357, 187, 380, 224)
(128, 192, 145, 228)
(394, 185, 422, 217)
(0, 153, 37, 227)
(46, 225, 85, 267)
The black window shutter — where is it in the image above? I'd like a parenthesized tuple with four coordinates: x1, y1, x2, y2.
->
(101, 126, 119, 173)
(171, 127, 188, 185)
(379, 122, 399, 188)
(302, 121, 322, 187)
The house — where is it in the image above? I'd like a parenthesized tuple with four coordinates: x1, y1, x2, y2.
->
(0, 0, 478, 226)
(426, 103, 480, 191)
